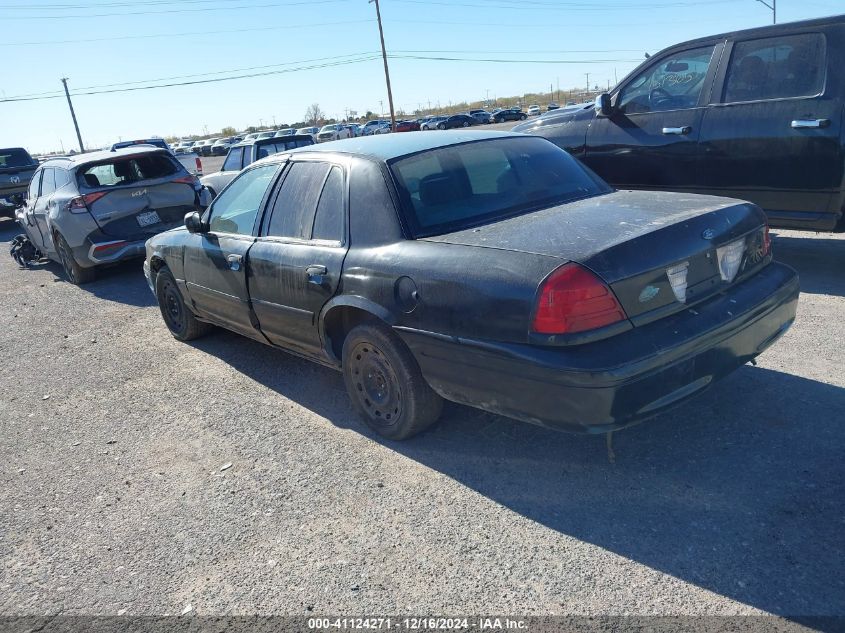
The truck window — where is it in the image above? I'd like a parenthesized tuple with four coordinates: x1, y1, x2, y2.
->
(223, 146, 245, 172)
(723, 33, 825, 103)
(617, 46, 715, 114)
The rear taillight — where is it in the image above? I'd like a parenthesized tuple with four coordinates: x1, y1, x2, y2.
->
(173, 175, 199, 186)
(66, 191, 108, 214)
(532, 263, 628, 335)
(195, 157, 202, 174)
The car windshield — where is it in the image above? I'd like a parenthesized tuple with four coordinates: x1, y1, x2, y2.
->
(390, 137, 611, 237)
(78, 153, 179, 188)
(0, 148, 35, 168)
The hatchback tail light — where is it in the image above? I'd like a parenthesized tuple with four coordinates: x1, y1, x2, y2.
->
(66, 191, 108, 214)
(173, 175, 200, 187)
(532, 263, 628, 334)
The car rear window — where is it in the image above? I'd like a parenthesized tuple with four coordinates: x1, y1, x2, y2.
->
(0, 148, 35, 169)
(78, 153, 179, 188)
(390, 137, 611, 237)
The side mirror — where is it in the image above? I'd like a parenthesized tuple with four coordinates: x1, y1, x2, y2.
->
(184, 211, 207, 234)
(595, 93, 613, 117)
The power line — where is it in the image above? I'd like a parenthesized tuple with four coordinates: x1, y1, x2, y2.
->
(5, 0, 273, 8)
(4, 0, 352, 19)
(1, 53, 641, 104)
(393, 0, 737, 9)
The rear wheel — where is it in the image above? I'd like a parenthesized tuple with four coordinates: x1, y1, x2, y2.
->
(342, 323, 443, 440)
(462, 121, 470, 128)
(520, 114, 527, 120)
(55, 233, 95, 285)
(155, 268, 213, 341)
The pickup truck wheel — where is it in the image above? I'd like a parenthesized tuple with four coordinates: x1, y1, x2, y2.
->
(155, 268, 213, 341)
(56, 233, 95, 285)
(342, 323, 443, 440)
(520, 114, 527, 120)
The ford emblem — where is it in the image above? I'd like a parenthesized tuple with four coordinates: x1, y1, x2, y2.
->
(702, 228, 716, 240)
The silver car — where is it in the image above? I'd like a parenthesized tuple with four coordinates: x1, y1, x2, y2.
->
(15, 147, 206, 284)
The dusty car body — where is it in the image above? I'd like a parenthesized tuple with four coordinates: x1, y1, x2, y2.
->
(13, 147, 204, 284)
(144, 131, 798, 440)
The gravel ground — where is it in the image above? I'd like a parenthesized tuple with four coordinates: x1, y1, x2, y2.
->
(0, 212, 843, 620)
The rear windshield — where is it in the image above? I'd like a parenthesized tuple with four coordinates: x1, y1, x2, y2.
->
(254, 139, 314, 160)
(78, 153, 179, 189)
(0, 148, 35, 169)
(390, 137, 611, 237)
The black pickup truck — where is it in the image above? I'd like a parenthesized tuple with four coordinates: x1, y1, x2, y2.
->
(514, 15, 845, 231)
(0, 148, 38, 218)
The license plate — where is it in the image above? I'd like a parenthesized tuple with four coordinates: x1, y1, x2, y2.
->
(137, 210, 161, 227)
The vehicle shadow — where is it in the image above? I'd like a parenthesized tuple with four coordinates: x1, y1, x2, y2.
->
(772, 232, 845, 297)
(190, 329, 845, 620)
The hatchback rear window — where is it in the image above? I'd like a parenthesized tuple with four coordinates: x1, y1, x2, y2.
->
(78, 153, 179, 188)
(0, 148, 35, 169)
(390, 137, 611, 237)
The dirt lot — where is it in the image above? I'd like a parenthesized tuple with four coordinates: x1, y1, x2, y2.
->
(0, 210, 843, 619)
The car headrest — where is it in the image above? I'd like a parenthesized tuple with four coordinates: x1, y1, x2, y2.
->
(113, 161, 132, 178)
(83, 173, 100, 187)
(419, 173, 465, 207)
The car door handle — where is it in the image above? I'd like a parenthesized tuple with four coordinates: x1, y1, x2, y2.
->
(306, 264, 327, 285)
(662, 126, 692, 135)
(791, 119, 830, 129)
(226, 253, 242, 271)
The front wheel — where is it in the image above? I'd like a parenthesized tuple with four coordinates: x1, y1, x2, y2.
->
(342, 323, 443, 440)
(155, 268, 213, 341)
(462, 121, 470, 128)
(55, 233, 95, 285)
(520, 114, 527, 120)
(437, 123, 445, 130)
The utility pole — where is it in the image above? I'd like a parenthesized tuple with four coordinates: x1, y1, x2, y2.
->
(61, 78, 84, 153)
(585, 73, 591, 96)
(754, 0, 776, 23)
(370, 0, 396, 131)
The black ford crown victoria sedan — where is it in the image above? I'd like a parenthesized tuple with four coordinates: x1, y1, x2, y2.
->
(144, 131, 798, 440)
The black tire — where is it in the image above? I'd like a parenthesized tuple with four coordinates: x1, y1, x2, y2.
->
(437, 123, 445, 130)
(155, 268, 213, 341)
(462, 121, 470, 128)
(342, 322, 443, 440)
(520, 114, 527, 120)
(55, 233, 95, 285)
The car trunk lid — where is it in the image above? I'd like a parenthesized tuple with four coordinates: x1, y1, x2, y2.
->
(424, 190, 771, 324)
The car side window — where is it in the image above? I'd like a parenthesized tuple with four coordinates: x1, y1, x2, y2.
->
(54, 168, 70, 189)
(311, 166, 344, 242)
(40, 168, 56, 197)
(208, 163, 278, 235)
(28, 171, 42, 200)
(723, 33, 825, 103)
(265, 161, 332, 239)
(222, 146, 244, 172)
(617, 45, 715, 114)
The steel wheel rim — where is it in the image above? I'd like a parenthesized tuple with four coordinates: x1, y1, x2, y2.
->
(349, 341, 401, 427)
(161, 280, 184, 332)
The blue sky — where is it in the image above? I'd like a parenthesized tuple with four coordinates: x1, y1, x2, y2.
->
(1, 0, 842, 153)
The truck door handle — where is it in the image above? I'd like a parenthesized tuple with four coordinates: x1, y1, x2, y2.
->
(306, 264, 327, 285)
(662, 126, 691, 135)
(791, 119, 830, 129)
(226, 253, 242, 271)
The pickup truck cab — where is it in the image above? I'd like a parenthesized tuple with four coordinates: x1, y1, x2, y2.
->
(200, 135, 314, 198)
(514, 15, 845, 231)
(1, 147, 38, 217)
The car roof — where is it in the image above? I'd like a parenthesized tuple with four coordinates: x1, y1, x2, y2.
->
(233, 134, 313, 148)
(39, 146, 168, 168)
(667, 13, 844, 50)
(255, 130, 517, 163)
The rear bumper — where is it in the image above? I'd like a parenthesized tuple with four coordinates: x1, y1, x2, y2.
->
(398, 262, 799, 434)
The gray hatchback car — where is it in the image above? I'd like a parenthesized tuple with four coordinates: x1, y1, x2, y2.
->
(18, 147, 206, 284)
